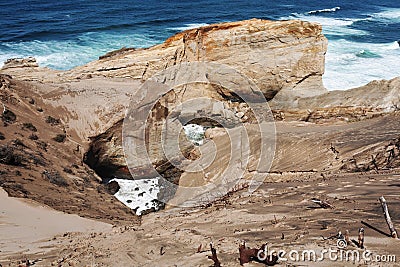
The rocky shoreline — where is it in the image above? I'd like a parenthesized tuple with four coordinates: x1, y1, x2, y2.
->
(0, 18, 399, 266)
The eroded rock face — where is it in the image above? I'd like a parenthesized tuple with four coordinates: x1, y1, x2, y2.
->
(79, 19, 328, 182)
(84, 120, 127, 179)
(297, 77, 400, 110)
(1, 19, 329, 184)
(2, 57, 39, 69)
(2, 17, 400, 219)
(0, 19, 328, 151)
(70, 19, 328, 100)
(0, 75, 135, 223)
(0, 19, 328, 143)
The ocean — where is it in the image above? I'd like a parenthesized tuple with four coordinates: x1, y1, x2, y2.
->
(0, 0, 399, 90)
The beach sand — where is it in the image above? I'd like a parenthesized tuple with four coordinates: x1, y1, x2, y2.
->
(0, 188, 111, 261)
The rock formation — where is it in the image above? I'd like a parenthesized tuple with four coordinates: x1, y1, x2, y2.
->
(65, 19, 328, 99)
(0, 75, 134, 222)
(0, 19, 329, 181)
(297, 77, 400, 110)
(2, 18, 400, 267)
(1, 18, 399, 217)
(2, 57, 39, 69)
(0, 19, 325, 144)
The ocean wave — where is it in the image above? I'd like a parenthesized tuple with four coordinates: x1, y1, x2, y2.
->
(387, 41, 400, 50)
(355, 49, 382, 58)
(308, 7, 341, 15)
(280, 13, 370, 38)
(168, 23, 209, 32)
(0, 32, 159, 70)
(323, 39, 400, 90)
(183, 124, 205, 146)
(371, 8, 400, 23)
(283, 13, 354, 27)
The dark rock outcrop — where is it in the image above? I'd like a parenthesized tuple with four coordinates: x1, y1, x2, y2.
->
(2, 57, 39, 69)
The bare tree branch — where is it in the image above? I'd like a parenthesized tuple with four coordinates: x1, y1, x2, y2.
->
(311, 198, 334, 209)
(207, 242, 221, 267)
(379, 196, 398, 239)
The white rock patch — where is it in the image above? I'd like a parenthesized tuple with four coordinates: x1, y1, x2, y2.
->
(183, 124, 206, 146)
(110, 178, 161, 215)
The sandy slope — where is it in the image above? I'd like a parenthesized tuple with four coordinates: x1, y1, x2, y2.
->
(0, 188, 111, 261)
(1, 113, 400, 266)
(1, 171, 399, 266)
(0, 18, 399, 267)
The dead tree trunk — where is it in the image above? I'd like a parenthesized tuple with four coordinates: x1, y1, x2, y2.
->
(311, 198, 334, 209)
(371, 155, 379, 171)
(358, 228, 365, 249)
(208, 243, 221, 267)
(239, 241, 257, 265)
(345, 230, 350, 246)
(238, 242, 278, 266)
(379, 196, 398, 239)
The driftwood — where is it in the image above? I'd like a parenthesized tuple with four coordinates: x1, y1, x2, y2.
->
(208, 243, 221, 267)
(160, 246, 165, 256)
(239, 241, 258, 265)
(358, 228, 365, 249)
(311, 198, 334, 209)
(344, 230, 350, 245)
(17, 259, 41, 267)
(330, 143, 339, 154)
(379, 196, 398, 238)
(371, 155, 379, 171)
(238, 241, 278, 266)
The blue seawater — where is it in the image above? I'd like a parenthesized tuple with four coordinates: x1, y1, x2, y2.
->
(0, 0, 399, 90)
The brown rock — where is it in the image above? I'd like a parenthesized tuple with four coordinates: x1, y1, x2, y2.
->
(2, 57, 39, 69)
(0, 19, 328, 144)
(69, 19, 327, 101)
(105, 180, 120, 195)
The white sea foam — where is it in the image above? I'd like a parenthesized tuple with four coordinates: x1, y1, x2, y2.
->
(183, 124, 205, 146)
(279, 12, 400, 90)
(168, 23, 209, 31)
(282, 13, 367, 36)
(0, 32, 159, 70)
(308, 7, 341, 15)
(283, 13, 355, 27)
(387, 41, 400, 50)
(371, 8, 400, 23)
(111, 178, 161, 215)
(323, 40, 400, 90)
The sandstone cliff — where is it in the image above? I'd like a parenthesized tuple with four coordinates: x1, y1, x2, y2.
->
(69, 19, 328, 100)
(2, 19, 400, 266)
(298, 77, 400, 110)
(1, 19, 328, 144)
(0, 75, 134, 222)
(1, 19, 329, 182)
(2, 18, 399, 218)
